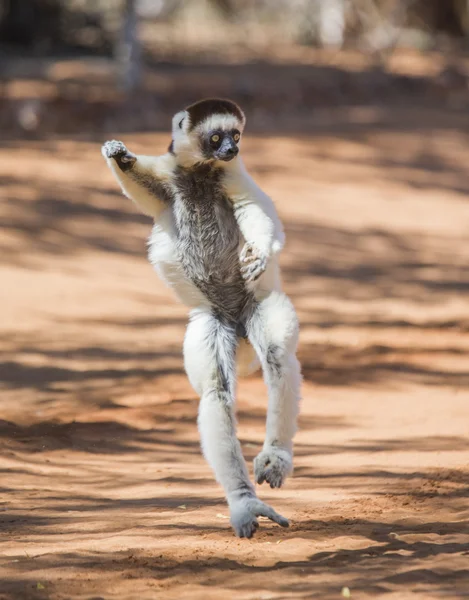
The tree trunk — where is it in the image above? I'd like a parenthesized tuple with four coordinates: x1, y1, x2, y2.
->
(318, 0, 345, 48)
(117, 0, 142, 93)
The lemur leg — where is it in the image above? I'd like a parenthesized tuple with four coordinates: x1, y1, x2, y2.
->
(184, 308, 289, 538)
(246, 292, 301, 488)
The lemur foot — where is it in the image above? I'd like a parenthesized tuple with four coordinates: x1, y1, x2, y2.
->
(229, 495, 289, 538)
(240, 241, 267, 282)
(254, 447, 292, 488)
(102, 140, 136, 171)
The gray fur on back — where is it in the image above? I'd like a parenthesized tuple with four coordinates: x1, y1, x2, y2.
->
(170, 163, 254, 326)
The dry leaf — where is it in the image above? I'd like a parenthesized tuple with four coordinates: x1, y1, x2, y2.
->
(341, 587, 351, 598)
(36, 583, 45, 590)
(216, 513, 229, 519)
(177, 505, 186, 510)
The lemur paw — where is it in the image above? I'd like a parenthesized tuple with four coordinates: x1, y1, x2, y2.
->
(240, 242, 267, 282)
(254, 447, 293, 488)
(102, 140, 136, 171)
(229, 495, 289, 538)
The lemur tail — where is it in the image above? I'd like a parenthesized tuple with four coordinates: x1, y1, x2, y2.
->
(237, 337, 261, 378)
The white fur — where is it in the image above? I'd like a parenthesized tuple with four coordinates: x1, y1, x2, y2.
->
(104, 151, 176, 219)
(171, 111, 245, 167)
(224, 157, 286, 258)
(171, 110, 200, 167)
(148, 215, 208, 309)
(249, 292, 301, 454)
(184, 309, 251, 496)
(109, 148, 285, 309)
(184, 307, 290, 537)
(103, 136, 301, 537)
(195, 113, 244, 136)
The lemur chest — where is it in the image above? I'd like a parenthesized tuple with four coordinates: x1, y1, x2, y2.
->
(171, 166, 241, 277)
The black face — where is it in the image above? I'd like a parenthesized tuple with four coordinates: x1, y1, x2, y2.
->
(201, 129, 241, 162)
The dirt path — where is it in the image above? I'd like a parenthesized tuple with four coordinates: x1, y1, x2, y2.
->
(1, 111, 468, 599)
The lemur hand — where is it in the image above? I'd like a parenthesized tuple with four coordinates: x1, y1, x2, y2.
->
(240, 241, 268, 282)
(102, 140, 136, 172)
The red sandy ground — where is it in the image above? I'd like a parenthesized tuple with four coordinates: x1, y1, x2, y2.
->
(1, 108, 468, 599)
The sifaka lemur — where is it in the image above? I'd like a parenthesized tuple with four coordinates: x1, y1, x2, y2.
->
(102, 98, 301, 538)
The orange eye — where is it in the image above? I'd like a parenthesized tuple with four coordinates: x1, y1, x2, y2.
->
(211, 134, 220, 143)
(234, 133, 240, 142)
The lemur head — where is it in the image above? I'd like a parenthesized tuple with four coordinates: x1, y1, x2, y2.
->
(170, 98, 245, 166)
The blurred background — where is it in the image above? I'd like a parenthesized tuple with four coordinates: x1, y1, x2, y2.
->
(2, 0, 469, 136)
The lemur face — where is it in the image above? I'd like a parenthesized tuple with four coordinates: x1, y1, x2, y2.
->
(170, 98, 245, 166)
(201, 127, 240, 162)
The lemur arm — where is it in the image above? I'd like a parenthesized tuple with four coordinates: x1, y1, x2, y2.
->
(225, 159, 285, 257)
(102, 140, 174, 219)
(233, 196, 285, 256)
(224, 159, 285, 281)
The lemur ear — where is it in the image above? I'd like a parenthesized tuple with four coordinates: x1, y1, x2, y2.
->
(172, 110, 189, 135)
